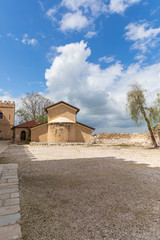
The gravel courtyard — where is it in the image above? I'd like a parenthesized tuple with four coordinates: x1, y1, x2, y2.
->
(1, 141, 160, 240)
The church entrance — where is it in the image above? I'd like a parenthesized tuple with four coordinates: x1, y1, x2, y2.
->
(21, 131, 26, 141)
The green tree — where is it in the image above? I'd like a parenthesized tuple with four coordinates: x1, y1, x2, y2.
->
(126, 83, 158, 148)
(16, 92, 53, 124)
(151, 93, 160, 124)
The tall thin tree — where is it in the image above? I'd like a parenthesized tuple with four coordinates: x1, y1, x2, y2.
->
(126, 83, 158, 148)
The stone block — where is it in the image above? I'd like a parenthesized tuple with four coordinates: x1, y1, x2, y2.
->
(5, 198, 19, 206)
(0, 187, 18, 195)
(0, 224, 21, 240)
(0, 179, 7, 184)
(0, 205, 20, 216)
(7, 178, 18, 183)
(0, 213, 20, 227)
(1, 175, 17, 179)
(11, 192, 19, 198)
(0, 193, 10, 200)
(0, 183, 18, 189)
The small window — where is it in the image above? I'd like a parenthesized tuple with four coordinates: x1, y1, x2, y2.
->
(0, 112, 3, 119)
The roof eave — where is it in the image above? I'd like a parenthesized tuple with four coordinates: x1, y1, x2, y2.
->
(76, 121, 95, 131)
(30, 121, 48, 129)
(45, 101, 80, 113)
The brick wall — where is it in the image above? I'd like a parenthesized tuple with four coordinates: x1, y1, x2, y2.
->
(0, 101, 15, 140)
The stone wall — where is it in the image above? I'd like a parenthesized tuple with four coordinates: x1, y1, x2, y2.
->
(92, 131, 160, 146)
(0, 101, 15, 140)
(12, 127, 30, 144)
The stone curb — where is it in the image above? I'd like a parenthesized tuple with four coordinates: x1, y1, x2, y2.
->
(0, 164, 22, 240)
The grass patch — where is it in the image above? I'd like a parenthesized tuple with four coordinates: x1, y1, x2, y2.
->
(114, 143, 135, 147)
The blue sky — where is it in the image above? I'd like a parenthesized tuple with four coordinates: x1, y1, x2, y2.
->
(0, 0, 160, 133)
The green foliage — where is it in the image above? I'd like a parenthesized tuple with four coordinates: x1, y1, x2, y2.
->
(126, 83, 146, 126)
(152, 93, 160, 124)
(16, 92, 53, 124)
(27, 136, 31, 142)
(16, 109, 30, 124)
(36, 115, 48, 124)
(126, 83, 158, 148)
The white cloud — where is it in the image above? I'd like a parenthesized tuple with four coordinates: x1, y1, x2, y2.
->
(109, 0, 141, 14)
(7, 33, 14, 38)
(7, 33, 19, 41)
(22, 34, 38, 46)
(45, 41, 160, 132)
(60, 11, 89, 32)
(85, 31, 97, 38)
(125, 21, 160, 52)
(46, 46, 58, 63)
(61, 0, 141, 15)
(46, 0, 142, 33)
(125, 22, 160, 41)
(0, 90, 15, 103)
(150, 6, 160, 16)
(61, 0, 107, 17)
(38, 0, 45, 11)
(61, 0, 86, 11)
(134, 54, 146, 63)
(46, 7, 57, 22)
(99, 56, 115, 63)
(0, 95, 13, 102)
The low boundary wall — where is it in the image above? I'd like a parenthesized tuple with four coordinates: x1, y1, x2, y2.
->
(92, 131, 160, 146)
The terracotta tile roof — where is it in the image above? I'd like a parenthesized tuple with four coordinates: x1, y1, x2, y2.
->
(12, 120, 38, 129)
(30, 121, 48, 128)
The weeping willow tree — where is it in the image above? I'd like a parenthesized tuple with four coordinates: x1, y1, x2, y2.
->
(126, 83, 158, 148)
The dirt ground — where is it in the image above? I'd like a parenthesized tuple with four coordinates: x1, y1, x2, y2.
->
(1, 141, 160, 240)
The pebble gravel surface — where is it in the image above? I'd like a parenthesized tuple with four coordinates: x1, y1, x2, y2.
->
(0, 142, 160, 240)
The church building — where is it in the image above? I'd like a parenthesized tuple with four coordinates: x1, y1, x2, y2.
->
(31, 101, 95, 143)
(0, 100, 94, 143)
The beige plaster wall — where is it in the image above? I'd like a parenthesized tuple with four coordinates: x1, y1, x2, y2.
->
(31, 123, 48, 142)
(47, 104, 77, 123)
(48, 123, 73, 143)
(34, 122, 92, 143)
(48, 123, 92, 143)
(74, 123, 92, 143)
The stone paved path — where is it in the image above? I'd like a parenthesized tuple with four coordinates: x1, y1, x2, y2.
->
(0, 164, 21, 240)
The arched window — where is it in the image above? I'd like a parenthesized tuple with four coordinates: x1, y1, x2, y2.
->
(0, 112, 3, 119)
(21, 131, 26, 141)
